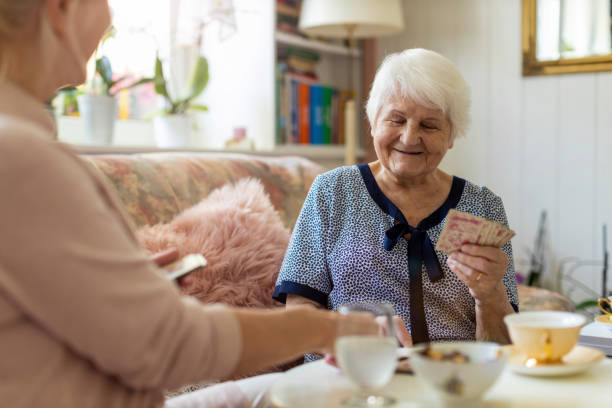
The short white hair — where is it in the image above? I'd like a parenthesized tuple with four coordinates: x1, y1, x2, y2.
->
(366, 48, 471, 142)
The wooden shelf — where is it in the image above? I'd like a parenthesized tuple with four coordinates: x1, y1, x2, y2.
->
(271, 144, 364, 160)
(75, 143, 364, 161)
(275, 31, 361, 58)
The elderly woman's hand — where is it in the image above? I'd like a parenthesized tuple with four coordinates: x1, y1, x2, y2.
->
(446, 244, 509, 302)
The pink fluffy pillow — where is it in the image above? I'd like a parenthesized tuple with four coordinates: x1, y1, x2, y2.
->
(137, 178, 289, 308)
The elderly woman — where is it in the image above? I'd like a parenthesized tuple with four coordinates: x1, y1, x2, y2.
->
(0, 1, 377, 407)
(274, 49, 518, 351)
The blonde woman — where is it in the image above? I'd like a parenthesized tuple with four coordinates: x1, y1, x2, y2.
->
(0, 1, 376, 407)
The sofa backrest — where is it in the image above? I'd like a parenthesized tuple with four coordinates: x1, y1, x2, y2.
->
(82, 152, 323, 229)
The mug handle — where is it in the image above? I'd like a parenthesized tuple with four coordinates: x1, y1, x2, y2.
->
(598, 298, 612, 315)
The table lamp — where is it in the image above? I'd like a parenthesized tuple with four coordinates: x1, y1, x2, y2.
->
(299, 0, 404, 165)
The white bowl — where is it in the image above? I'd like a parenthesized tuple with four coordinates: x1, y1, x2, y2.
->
(410, 342, 507, 408)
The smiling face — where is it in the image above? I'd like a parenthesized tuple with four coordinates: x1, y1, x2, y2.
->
(372, 93, 453, 182)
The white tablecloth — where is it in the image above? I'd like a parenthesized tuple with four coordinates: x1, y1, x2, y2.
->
(268, 357, 612, 407)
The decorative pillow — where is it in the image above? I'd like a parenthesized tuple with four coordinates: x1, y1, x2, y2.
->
(137, 178, 289, 308)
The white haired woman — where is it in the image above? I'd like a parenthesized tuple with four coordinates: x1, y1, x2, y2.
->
(0, 1, 378, 407)
(274, 49, 518, 355)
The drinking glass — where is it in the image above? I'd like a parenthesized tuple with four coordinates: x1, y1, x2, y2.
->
(335, 302, 398, 407)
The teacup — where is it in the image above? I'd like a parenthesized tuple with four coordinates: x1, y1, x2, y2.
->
(504, 311, 586, 364)
(597, 296, 612, 315)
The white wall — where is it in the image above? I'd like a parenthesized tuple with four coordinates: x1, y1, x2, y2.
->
(378, 0, 612, 301)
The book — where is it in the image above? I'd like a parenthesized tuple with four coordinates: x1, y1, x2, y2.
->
(322, 87, 333, 144)
(310, 85, 324, 145)
(275, 62, 287, 145)
(277, 2, 299, 18)
(298, 82, 310, 144)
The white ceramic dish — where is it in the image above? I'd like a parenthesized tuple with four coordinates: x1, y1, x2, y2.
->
(506, 344, 604, 377)
(410, 342, 507, 408)
(594, 315, 612, 331)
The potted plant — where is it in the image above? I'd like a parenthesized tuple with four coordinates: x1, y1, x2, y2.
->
(77, 56, 153, 145)
(151, 54, 209, 148)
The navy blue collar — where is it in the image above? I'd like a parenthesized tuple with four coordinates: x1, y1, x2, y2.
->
(357, 163, 465, 344)
(357, 163, 465, 232)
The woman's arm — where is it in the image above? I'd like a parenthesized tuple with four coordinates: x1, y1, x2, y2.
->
(230, 306, 376, 376)
(286, 294, 325, 309)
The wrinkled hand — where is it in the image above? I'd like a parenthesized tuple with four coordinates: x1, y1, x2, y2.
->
(446, 244, 508, 302)
(150, 248, 194, 288)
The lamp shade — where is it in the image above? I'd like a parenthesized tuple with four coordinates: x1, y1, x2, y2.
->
(299, 0, 404, 38)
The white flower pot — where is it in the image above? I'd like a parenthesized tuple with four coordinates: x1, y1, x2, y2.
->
(153, 115, 192, 148)
(77, 94, 117, 145)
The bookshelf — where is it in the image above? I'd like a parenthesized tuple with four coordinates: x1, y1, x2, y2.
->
(273, 0, 364, 163)
(275, 32, 361, 58)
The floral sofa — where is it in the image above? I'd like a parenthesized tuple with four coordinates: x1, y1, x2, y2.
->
(82, 152, 321, 231)
(82, 151, 574, 314)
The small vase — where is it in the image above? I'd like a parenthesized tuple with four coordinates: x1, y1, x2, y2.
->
(77, 94, 117, 145)
(153, 115, 192, 148)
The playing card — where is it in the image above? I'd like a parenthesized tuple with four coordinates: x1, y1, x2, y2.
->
(435, 209, 515, 254)
(163, 253, 207, 281)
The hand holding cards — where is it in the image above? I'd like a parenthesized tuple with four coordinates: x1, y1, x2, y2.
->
(162, 253, 207, 281)
(435, 209, 515, 254)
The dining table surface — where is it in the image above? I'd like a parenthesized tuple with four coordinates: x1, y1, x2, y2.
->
(267, 355, 612, 408)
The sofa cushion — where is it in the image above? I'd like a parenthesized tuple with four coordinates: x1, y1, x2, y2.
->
(137, 178, 289, 308)
(82, 152, 322, 229)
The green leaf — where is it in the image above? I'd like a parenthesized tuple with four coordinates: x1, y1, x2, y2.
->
(188, 104, 208, 112)
(185, 56, 209, 102)
(95, 56, 114, 90)
(109, 77, 154, 96)
(154, 56, 171, 101)
(574, 300, 599, 310)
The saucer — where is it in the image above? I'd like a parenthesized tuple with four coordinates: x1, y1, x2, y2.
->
(594, 315, 612, 329)
(506, 344, 605, 377)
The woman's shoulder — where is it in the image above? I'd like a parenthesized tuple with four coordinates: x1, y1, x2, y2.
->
(456, 178, 506, 219)
(460, 178, 503, 204)
(312, 165, 364, 193)
(0, 115, 86, 185)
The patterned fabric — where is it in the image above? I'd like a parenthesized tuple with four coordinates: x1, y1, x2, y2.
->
(82, 152, 323, 229)
(274, 165, 518, 358)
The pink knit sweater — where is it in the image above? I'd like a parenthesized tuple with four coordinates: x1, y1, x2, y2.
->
(0, 82, 242, 408)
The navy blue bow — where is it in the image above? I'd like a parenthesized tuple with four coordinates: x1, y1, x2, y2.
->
(384, 223, 443, 282)
(384, 221, 443, 345)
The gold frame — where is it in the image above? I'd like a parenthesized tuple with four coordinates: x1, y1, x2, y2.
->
(522, 0, 612, 76)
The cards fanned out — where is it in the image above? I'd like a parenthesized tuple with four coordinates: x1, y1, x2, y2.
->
(435, 209, 515, 254)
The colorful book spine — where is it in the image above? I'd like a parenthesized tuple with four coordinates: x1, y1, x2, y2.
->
(338, 92, 346, 145)
(310, 85, 323, 145)
(331, 90, 338, 144)
(322, 87, 333, 144)
(298, 82, 310, 144)
(275, 62, 286, 145)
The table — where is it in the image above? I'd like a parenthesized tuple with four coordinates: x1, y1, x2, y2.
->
(268, 358, 612, 407)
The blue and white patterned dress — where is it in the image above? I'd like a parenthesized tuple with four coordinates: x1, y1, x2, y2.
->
(273, 164, 518, 353)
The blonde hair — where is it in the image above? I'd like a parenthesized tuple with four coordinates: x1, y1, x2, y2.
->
(0, 0, 43, 77)
(366, 48, 471, 142)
